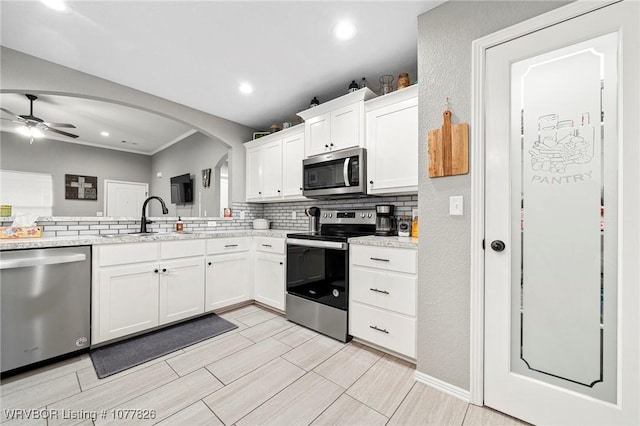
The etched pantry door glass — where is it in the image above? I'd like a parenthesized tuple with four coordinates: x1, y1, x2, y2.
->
(509, 32, 618, 402)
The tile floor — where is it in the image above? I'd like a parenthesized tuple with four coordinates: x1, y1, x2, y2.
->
(1, 304, 526, 425)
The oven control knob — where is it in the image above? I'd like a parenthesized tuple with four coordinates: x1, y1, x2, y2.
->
(332, 289, 340, 297)
(328, 213, 333, 218)
(361, 213, 366, 218)
(323, 213, 327, 218)
(367, 213, 372, 218)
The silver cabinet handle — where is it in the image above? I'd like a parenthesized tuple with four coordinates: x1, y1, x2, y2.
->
(262, 244, 272, 248)
(224, 244, 238, 248)
(369, 288, 390, 295)
(370, 257, 390, 262)
(369, 325, 389, 334)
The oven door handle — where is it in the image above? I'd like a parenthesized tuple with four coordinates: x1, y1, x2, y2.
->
(343, 157, 351, 187)
(286, 238, 348, 251)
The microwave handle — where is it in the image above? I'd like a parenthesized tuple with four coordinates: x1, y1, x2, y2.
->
(343, 157, 351, 187)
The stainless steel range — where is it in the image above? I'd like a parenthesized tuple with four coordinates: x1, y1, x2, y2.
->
(285, 208, 376, 342)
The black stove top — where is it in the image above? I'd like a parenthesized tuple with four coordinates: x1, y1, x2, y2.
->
(286, 229, 374, 243)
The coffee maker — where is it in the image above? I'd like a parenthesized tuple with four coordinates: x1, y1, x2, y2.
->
(305, 207, 320, 233)
(375, 204, 396, 236)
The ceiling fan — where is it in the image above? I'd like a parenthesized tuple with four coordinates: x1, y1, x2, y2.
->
(0, 94, 79, 143)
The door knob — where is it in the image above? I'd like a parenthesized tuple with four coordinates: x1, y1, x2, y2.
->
(490, 240, 506, 252)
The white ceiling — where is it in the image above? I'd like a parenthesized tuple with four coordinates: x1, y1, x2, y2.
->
(0, 0, 444, 152)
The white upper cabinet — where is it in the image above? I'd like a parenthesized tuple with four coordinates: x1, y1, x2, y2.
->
(245, 125, 305, 202)
(298, 88, 377, 157)
(282, 130, 305, 199)
(365, 85, 418, 195)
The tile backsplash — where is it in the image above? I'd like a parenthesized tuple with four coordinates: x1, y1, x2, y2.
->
(262, 194, 418, 231)
(0, 195, 417, 237)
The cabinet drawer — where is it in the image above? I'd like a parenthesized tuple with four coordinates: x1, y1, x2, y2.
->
(207, 237, 251, 254)
(350, 245, 416, 274)
(161, 239, 206, 259)
(254, 237, 285, 254)
(98, 242, 159, 266)
(350, 267, 416, 316)
(349, 301, 416, 358)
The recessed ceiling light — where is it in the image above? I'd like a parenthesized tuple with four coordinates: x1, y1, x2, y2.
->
(334, 21, 357, 41)
(40, 0, 68, 12)
(100, 131, 110, 137)
(239, 83, 253, 95)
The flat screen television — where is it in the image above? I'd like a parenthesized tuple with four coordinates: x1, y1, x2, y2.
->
(170, 173, 193, 204)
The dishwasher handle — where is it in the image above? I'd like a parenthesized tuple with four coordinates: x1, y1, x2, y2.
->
(0, 253, 87, 270)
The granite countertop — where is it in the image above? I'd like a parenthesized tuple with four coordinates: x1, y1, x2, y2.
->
(0, 229, 294, 250)
(348, 235, 418, 249)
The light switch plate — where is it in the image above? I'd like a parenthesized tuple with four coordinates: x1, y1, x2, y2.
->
(449, 196, 463, 216)
(240, 211, 245, 220)
(292, 211, 297, 219)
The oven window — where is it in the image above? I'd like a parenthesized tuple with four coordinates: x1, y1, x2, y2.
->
(286, 244, 348, 310)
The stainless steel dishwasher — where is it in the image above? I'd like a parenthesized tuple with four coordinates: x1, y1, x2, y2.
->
(0, 246, 91, 373)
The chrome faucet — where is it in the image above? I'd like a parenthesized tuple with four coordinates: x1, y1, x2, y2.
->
(140, 196, 169, 233)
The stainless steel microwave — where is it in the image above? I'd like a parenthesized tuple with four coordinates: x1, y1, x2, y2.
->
(302, 147, 366, 198)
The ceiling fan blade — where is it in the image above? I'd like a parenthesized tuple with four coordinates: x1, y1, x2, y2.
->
(43, 121, 76, 129)
(46, 127, 79, 139)
(19, 114, 44, 123)
(1, 107, 21, 119)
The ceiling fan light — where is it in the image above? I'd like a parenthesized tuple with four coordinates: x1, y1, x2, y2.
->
(16, 125, 44, 138)
(16, 125, 31, 137)
(40, 0, 68, 12)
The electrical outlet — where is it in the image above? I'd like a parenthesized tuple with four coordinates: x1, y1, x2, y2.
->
(292, 211, 297, 219)
(240, 211, 245, 220)
(207, 221, 217, 227)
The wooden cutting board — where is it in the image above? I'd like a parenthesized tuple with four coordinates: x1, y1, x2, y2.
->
(428, 110, 469, 177)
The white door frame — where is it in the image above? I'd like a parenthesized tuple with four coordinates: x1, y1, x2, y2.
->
(468, 0, 619, 406)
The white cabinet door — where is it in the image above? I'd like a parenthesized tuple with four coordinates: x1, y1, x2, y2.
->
(366, 96, 418, 194)
(97, 263, 159, 343)
(253, 252, 285, 311)
(282, 131, 305, 199)
(246, 146, 264, 201)
(331, 102, 362, 151)
(158, 257, 205, 325)
(262, 140, 283, 199)
(305, 113, 331, 156)
(205, 253, 251, 311)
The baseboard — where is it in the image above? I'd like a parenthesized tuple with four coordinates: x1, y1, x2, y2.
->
(414, 370, 471, 402)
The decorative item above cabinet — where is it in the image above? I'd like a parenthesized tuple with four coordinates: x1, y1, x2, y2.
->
(297, 88, 377, 157)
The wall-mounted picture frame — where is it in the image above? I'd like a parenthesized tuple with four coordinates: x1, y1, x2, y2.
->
(65, 174, 98, 200)
(253, 132, 270, 140)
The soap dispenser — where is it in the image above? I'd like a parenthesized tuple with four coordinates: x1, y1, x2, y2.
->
(176, 216, 184, 232)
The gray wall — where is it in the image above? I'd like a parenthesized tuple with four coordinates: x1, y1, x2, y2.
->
(416, 0, 569, 390)
(150, 132, 230, 217)
(0, 47, 255, 204)
(0, 131, 151, 216)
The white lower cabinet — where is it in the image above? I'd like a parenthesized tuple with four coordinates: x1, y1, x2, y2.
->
(159, 257, 204, 325)
(253, 237, 285, 311)
(92, 235, 290, 344)
(93, 240, 206, 345)
(205, 237, 252, 311)
(349, 244, 417, 358)
(98, 262, 160, 343)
